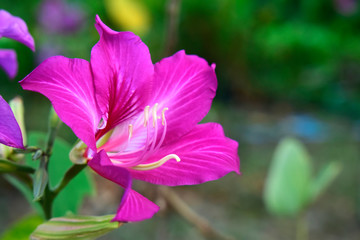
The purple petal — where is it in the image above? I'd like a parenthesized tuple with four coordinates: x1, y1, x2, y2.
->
(20, 56, 100, 150)
(88, 150, 160, 222)
(0, 95, 24, 149)
(152, 50, 217, 144)
(0, 9, 35, 51)
(91, 15, 153, 132)
(0, 49, 17, 79)
(129, 123, 240, 186)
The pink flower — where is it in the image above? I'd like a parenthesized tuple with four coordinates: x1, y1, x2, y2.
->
(0, 9, 35, 79)
(0, 95, 24, 149)
(20, 16, 240, 222)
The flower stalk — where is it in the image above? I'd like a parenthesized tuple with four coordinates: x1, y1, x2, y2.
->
(296, 212, 308, 240)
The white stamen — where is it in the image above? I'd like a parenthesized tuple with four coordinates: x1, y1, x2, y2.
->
(161, 107, 168, 126)
(143, 106, 150, 127)
(152, 103, 159, 127)
(130, 154, 181, 171)
(128, 124, 133, 140)
(150, 103, 159, 151)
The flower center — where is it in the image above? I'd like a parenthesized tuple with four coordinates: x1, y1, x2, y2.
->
(104, 103, 181, 171)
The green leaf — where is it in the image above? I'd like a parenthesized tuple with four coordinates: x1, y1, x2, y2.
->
(310, 162, 341, 202)
(1, 214, 43, 240)
(26, 132, 94, 217)
(264, 137, 312, 216)
(30, 214, 121, 240)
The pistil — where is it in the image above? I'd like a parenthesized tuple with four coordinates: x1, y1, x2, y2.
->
(131, 154, 181, 171)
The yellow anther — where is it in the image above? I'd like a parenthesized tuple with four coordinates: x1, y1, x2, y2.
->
(152, 103, 159, 127)
(161, 107, 169, 126)
(128, 124, 133, 140)
(143, 106, 150, 127)
(131, 154, 181, 171)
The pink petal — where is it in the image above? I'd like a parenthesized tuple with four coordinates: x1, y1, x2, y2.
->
(0, 95, 24, 149)
(88, 150, 159, 222)
(129, 123, 240, 186)
(91, 15, 153, 132)
(20, 56, 100, 150)
(0, 9, 35, 51)
(0, 49, 17, 79)
(152, 50, 217, 144)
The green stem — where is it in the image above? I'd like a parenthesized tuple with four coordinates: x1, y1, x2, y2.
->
(40, 163, 87, 220)
(296, 212, 308, 240)
(13, 146, 41, 154)
(52, 164, 87, 197)
(36, 107, 62, 219)
(45, 109, 61, 156)
(40, 185, 52, 220)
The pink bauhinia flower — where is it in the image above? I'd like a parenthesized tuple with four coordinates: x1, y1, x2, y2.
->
(0, 9, 35, 79)
(0, 95, 24, 149)
(20, 15, 240, 222)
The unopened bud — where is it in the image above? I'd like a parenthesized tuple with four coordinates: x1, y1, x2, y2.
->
(32, 149, 43, 160)
(9, 97, 26, 145)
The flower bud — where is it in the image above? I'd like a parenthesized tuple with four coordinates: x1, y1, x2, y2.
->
(9, 97, 26, 145)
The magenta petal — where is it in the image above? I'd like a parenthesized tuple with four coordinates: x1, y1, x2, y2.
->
(20, 56, 100, 150)
(91, 15, 154, 131)
(0, 9, 35, 51)
(130, 123, 240, 186)
(88, 150, 160, 222)
(0, 95, 24, 149)
(152, 50, 217, 144)
(0, 49, 17, 79)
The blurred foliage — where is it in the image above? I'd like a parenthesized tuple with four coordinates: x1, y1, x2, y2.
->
(104, 0, 151, 36)
(2, 0, 360, 118)
(264, 138, 312, 216)
(264, 137, 341, 216)
(178, 0, 360, 117)
(0, 214, 43, 240)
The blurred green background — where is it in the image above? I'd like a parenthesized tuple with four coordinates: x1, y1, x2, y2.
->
(0, 0, 359, 239)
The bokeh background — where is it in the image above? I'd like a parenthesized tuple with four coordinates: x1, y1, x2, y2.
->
(1, 0, 360, 239)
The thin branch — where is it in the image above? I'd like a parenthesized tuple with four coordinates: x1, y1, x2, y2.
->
(164, 0, 182, 56)
(158, 186, 235, 240)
